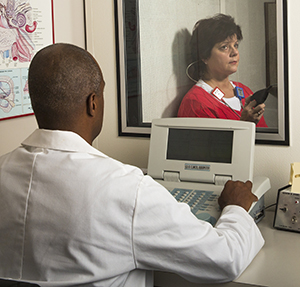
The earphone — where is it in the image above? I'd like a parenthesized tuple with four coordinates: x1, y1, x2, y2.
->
(185, 61, 199, 83)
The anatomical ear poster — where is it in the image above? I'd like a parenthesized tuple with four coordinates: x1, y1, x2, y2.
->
(0, 0, 53, 121)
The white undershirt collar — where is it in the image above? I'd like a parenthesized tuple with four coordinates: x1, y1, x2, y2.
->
(196, 79, 242, 111)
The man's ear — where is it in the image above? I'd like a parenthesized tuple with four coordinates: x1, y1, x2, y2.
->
(86, 93, 97, 117)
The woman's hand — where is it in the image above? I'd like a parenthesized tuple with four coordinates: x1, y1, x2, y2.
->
(240, 96, 265, 124)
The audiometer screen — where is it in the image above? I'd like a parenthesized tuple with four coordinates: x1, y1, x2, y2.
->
(167, 128, 233, 163)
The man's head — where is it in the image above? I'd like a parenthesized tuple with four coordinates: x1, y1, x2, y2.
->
(28, 43, 104, 144)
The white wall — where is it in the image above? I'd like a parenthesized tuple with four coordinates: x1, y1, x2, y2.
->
(1, 0, 299, 208)
(139, 0, 220, 121)
(0, 0, 85, 156)
(88, 0, 299, 207)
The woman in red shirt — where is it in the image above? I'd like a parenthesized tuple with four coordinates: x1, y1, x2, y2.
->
(177, 14, 268, 127)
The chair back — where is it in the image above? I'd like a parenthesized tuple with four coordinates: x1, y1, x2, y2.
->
(0, 279, 40, 286)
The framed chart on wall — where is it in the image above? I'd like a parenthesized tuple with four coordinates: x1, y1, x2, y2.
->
(0, 0, 54, 121)
(115, 0, 289, 145)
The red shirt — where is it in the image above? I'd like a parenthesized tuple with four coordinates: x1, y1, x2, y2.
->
(177, 81, 268, 128)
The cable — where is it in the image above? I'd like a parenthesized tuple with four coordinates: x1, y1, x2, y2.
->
(264, 203, 277, 210)
(185, 61, 198, 83)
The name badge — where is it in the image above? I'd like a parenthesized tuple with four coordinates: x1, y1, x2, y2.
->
(212, 87, 225, 100)
(235, 86, 245, 101)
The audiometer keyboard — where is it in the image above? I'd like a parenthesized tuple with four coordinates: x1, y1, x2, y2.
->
(168, 188, 221, 225)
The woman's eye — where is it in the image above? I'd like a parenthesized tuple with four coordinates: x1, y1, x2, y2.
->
(220, 45, 228, 50)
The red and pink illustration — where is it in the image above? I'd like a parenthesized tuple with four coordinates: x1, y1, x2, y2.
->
(0, 0, 37, 63)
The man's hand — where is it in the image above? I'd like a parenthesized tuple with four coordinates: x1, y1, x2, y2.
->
(218, 180, 258, 212)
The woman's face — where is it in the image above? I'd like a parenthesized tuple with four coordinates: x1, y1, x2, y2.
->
(204, 34, 240, 80)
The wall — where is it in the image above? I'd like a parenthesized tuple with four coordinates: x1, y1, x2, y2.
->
(88, 0, 299, 207)
(0, 0, 85, 156)
(139, 0, 220, 121)
(85, 0, 150, 168)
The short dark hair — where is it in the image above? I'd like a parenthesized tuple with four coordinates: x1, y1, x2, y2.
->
(28, 43, 103, 126)
(190, 14, 243, 80)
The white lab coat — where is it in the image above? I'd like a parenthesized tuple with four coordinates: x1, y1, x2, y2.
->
(0, 129, 264, 286)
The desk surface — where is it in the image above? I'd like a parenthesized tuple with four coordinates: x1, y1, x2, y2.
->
(154, 210, 300, 287)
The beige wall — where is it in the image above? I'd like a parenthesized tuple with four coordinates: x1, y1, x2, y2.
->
(1, 0, 299, 208)
(0, 0, 85, 155)
(85, 0, 150, 168)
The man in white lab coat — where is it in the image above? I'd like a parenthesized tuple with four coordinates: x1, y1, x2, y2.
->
(0, 43, 264, 287)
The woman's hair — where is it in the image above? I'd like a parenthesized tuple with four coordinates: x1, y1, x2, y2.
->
(190, 13, 243, 81)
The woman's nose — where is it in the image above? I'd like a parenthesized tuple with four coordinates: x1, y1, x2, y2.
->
(230, 46, 238, 56)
